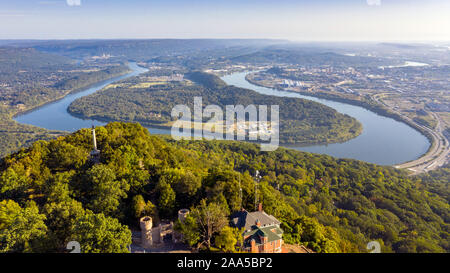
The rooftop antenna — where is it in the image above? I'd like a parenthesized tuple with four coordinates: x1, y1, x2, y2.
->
(238, 173, 242, 209)
(254, 170, 262, 211)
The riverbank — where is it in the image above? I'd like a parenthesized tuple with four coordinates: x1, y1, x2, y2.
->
(13, 67, 431, 167)
(245, 73, 442, 173)
(221, 71, 430, 166)
(246, 74, 431, 143)
(66, 109, 363, 147)
(1, 66, 134, 158)
(66, 70, 363, 147)
(12, 68, 132, 120)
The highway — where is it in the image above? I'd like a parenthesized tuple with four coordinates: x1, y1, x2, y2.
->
(372, 94, 449, 174)
(394, 111, 449, 174)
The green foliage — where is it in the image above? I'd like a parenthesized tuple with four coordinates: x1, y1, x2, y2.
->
(164, 168, 202, 198)
(215, 226, 242, 253)
(45, 140, 87, 170)
(232, 49, 392, 68)
(86, 164, 130, 216)
(43, 199, 85, 251)
(68, 71, 362, 145)
(55, 66, 131, 91)
(282, 216, 339, 253)
(131, 195, 156, 219)
(174, 215, 201, 247)
(191, 199, 229, 250)
(185, 71, 227, 89)
(156, 178, 176, 217)
(0, 200, 47, 253)
(0, 122, 448, 253)
(70, 210, 131, 253)
(0, 47, 130, 158)
(418, 164, 450, 203)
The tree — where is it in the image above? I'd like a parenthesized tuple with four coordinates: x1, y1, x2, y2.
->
(42, 198, 85, 250)
(70, 210, 131, 253)
(156, 178, 176, 217)
(45, 140, 87, 171)
(191, 199, 228, 250)
(171, 169, 201, 197)
(174, 215, 200, 247)
(87, 164, 129, 216)
(288, 216, 340, 253)
(44, 171, 74, 203)
(215, 226, 242, 253)
(0, 165, 32, 199)
(1, 122, 449, 253)
(131, 195, 156, 219)
(204, 168, 243, 212)
(0, 200, 47, 253)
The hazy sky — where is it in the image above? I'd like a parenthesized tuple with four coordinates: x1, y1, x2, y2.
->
(1, 0, 449, 41)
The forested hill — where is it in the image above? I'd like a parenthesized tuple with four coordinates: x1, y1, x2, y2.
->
(185, 71, 228, 89)
(0, 47, 74, 70)
(0, 47, 131, 158)
(0, 122, 448, 253)
(230, 48, 398, 67)
(68, 71, 362, 145)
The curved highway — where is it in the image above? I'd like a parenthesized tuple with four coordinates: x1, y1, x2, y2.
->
(394, 111, 449, 173)
(372, 94, 449, 174)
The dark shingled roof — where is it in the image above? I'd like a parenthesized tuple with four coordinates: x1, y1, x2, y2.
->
(244, 226, 283, 245)
(231, 210, 281, 231)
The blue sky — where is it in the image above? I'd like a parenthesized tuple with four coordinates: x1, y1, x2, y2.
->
(1, 0, 449, 41)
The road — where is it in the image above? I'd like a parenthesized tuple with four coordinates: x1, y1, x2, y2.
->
(373, 94, 449, 174)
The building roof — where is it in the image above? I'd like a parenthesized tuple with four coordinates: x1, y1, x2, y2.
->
(248, 225, 282, 241)
(230, 209, 281, 232)
(241, 225, 283, 247)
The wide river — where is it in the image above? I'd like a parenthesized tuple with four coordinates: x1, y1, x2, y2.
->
(15, 63, 430, 166)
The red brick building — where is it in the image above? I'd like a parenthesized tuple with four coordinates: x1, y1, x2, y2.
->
(230, 205, 283, 253)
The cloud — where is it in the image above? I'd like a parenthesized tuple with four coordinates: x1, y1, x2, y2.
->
(66, 0, 81, 6)
(366, 0, 381, 6)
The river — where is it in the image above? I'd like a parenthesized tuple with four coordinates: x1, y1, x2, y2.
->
(15, 62, 170, 135)
(14, 63, 430, 166)
(221, 72, 430, 165)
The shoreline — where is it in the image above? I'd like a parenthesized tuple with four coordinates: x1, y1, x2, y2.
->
(12, 68, 132, 122)
(12, 66, 439, 171)
(245, 73, 439, 171)
(66, 109, 363, 147)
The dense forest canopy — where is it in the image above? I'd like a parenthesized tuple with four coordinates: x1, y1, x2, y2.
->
(0, 122, 448, 253)
(68, 71, 362, 145)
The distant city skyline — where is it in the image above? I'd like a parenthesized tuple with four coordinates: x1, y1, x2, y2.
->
(1, 0, 449, 42)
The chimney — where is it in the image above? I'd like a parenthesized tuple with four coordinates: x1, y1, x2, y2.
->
(251, 239, 257, 253)
(258, 203, 263, 212)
